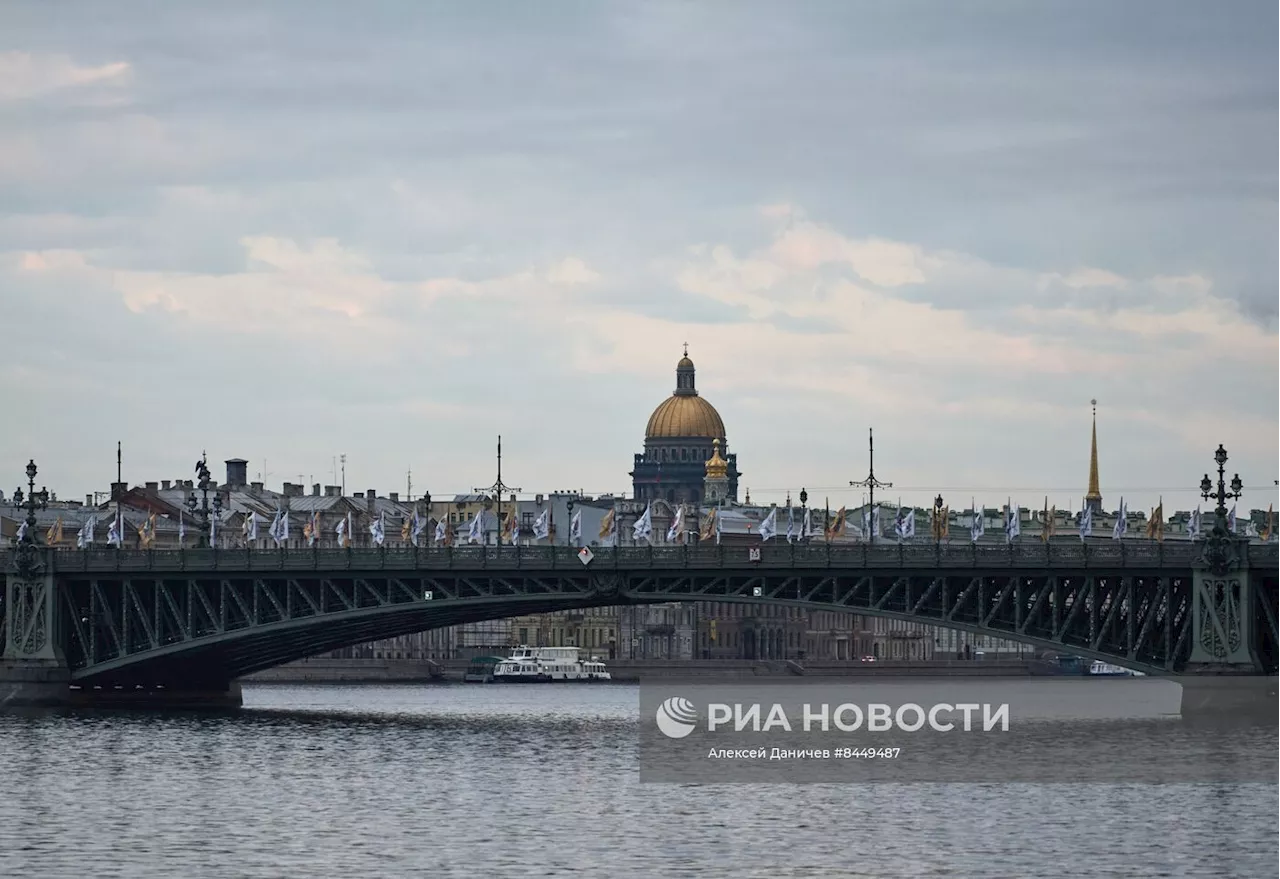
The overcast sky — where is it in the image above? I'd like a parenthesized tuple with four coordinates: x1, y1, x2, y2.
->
(2, 1, 1276, 516)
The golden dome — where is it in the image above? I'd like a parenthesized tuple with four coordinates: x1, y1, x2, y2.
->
(645, 347, 727, 438)
(705, 439, 728, 478)
(645, 395, 726, 438)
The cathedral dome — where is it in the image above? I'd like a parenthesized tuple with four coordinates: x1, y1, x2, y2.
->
(644, 350, 727, 439)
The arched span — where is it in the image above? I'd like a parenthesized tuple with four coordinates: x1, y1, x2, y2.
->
(41, 539, 1276, 684)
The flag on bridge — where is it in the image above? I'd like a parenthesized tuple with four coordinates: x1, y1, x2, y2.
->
(699, 507, 717, 543)
(666, 505, 684, 543)
(970, 502, 984, 543)
(434, 515, 449, 546)
(826, 507, 846, 541)
(1112, 499, 1127, 539)
(786, 506, 796, 542)
(244, 511, 259, 542)
(370, 512, 386, 546)
(78, 515, 97, 549)
(633, 503, 653, 543)
(468, 511, 485, 544)
(401, 513, 413, 543)
(759, 507, 778, 542)
(570, 508, 584, 544)
(139, 513, 156, 548)
(1041, 499, 1055, 542)
(178, 512, 186, 547)
(1078, 501, 1093, 541)
(1227, 504, 1237, 533)
(335, 514, 348, 548)
(107, 513, 123, 548)
(46, 516, 64, 546)
(599, 508, 617, 544)
(1145, 500, 1163, 542)
(1004, 502, 1020, 544)
(269, 509, 289, 547)
(532, 508, 549, 541)
(1263, 505, 1275, 542)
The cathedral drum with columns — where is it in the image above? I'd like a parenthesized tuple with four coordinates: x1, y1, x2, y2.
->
(630, 349, 741, 505)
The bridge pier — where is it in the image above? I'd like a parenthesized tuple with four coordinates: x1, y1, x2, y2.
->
(1187, 567, 1260, 674)
(2, 567, 71, 707)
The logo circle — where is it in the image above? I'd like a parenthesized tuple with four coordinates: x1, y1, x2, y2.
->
(655, 696, 698, 739)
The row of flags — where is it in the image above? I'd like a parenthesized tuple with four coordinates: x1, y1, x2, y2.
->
(15, 500, 1276, 549)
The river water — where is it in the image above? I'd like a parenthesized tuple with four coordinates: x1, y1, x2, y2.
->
(0, 680, 1275, 878)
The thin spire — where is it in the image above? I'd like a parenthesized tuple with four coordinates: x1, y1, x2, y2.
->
(1085, 399, 1102, 507)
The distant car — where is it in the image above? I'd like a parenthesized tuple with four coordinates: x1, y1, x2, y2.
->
(860, 655, 876, 662)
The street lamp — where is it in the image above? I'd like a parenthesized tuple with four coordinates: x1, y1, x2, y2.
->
(933, 494, 945, 543)
(799, 487, 808, 543)
(1198, 444, 1245, 574)
(185, 452, 223, 548)
(567, 496, 576, 548)
(11, 459, 50, 544)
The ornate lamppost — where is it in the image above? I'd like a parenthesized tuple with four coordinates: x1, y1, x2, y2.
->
(1198, 444, 1244, 575)
(10, 459, 50, 578)
(566, 496, 576, 548)
(799, 487, 808, 543)
(932, 494, 945, 544)
(186, 452, 224, 548)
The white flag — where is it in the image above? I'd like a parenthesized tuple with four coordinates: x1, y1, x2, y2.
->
(511, 516, 521, 545)
(1112, 499, 1127, 539)
(244, 511, 259, 542)
(107, 514, 122, 547)
(715, 506, 723, 545)
(970, 502, 984, 543)
(903, 508, 916, 539)
(1005, 501, 1021, 543)
(78, 515, 97, 549)
(370, 512, 386, 546)
(433, 516, 447, 544)
(468, 511, 485, 544)
(532, 508, 550, 541)
(178, 512, 186, 547)
(270, 509, 289, 547)
(872, 507, 882, 540)
(1188, 506, 1202, 540)
(1227, 504, 1237, 533)
(570, 509, 583, 543)
(335, 515, 348, 547)
(16, 521, 28, 542)
(210, 514, 218, 545)
(410, 510, 425, 547)
(633, 503, 653, 542)
(666, 506, 684, 543)
(785, 506, 796, 543)
(1079, 502, 1093, 540)
(801, 508, 814, 539)
(759, 507, 777, 542)
(894, 504, 908, 540)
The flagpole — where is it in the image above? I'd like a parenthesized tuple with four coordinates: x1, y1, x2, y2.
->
(850, 427, 892, 545)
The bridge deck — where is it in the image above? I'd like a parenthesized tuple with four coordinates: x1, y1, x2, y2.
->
(10, 539, 1277, 575)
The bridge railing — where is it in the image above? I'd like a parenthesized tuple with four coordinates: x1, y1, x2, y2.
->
(4, 538, 1273, 575)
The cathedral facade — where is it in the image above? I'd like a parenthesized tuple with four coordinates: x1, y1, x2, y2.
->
(630, 350, 741, 505)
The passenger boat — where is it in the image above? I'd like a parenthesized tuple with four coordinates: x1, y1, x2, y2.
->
(1088, 660, 1141, 676)
(492, 645, 612, 683)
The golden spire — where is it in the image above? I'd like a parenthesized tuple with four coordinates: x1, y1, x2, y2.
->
(1085, 399, 1102, 503)
(705, 438, 728, 480)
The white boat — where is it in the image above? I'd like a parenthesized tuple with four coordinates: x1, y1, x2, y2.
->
(492, 645, 612, 683)
(1088, 660, 1141, 676)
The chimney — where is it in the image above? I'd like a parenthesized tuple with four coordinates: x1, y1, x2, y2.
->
(287, 484, 303, 498)
(389, 492, 399, 502)
(225, 459, 249, 488)
(111, 481, 128, 500)
(145, 481, 158, 492)
(86, 494, 93, 506)
(312, 483, 321, 497)
(324, 485, 339, 497)
(250, 482, 263, 495)
(366, 490, 376, 513)
(161, 480, 171, 490)
(510, 494, 516, 503)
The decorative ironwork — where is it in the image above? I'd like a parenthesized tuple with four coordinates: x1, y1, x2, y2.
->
(185, 452, 224, 547)
(9, 459, 49, 579)
(1197, 444, 1245, 576)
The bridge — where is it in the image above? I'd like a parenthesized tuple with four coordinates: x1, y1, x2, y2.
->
(4, 538, 1276, 707)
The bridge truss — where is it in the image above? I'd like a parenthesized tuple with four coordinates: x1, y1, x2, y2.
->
(2, 540, 1272, 687)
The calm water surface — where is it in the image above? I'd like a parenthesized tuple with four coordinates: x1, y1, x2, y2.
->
(0, 680, 1275, 878)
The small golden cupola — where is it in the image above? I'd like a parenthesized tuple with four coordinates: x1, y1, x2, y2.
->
(705, 438, 728, 480)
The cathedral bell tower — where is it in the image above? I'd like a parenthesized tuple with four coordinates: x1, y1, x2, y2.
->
(703, 439, 730, 506)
